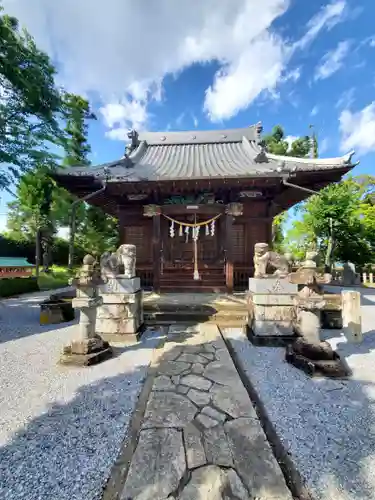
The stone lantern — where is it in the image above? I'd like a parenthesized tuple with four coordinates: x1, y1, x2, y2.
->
(60, 255, 112, 366)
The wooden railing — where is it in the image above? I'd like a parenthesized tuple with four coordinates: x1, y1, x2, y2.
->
(137, 267, 154, 290)
(234, 266, 252, 292)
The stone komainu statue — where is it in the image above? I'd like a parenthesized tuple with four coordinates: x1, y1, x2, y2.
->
(100, 244, 137, 281)
(100, 251, 121, 281)
(253, 242, 290, 278)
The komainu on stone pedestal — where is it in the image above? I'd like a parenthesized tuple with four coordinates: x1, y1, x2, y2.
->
(100, 251, 121, 281)
(117, 244, 136, 278)
(97, 245, 143, 343)
(286, 257, 350, 378)
(253, 242, 290, 278)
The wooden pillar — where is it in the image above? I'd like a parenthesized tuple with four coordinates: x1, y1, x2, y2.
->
(118, 208, 126, 244)
(144, 204, 162, 294)
(225, 203, 243, 295)
(225, 213, 234, 294)
(153, 213, 161, 293)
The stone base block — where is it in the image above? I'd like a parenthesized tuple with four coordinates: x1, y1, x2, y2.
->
(60, 345, 112, 366)
(248, 300, 295, 340)
(247, 279, 298, 343)
(60, 337, 112, 366)
(97, 276, 141, 294)
(96, 317, 143, 343)
(251, 319, 294, 336)
(285, 343, 351, 378)
(97, 301, 142, 320)
(249, 277, 297, 294)
(96, 288, 143, 343)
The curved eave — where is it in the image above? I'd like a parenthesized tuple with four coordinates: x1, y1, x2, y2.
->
(266, 149, 358, 170)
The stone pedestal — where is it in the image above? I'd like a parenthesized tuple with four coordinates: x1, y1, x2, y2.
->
(248, 278, 298, 340)
(342, 290, 362, 342)
(60, 255, 112, 367)
(295, 297, 325, 344)
(286, 259, 350, 378)
(96, 276, 143, 343)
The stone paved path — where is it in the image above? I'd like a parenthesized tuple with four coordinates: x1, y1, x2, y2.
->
(120, 323, 293, 500)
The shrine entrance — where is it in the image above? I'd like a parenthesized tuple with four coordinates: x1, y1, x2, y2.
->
(159, 211, 226, 292)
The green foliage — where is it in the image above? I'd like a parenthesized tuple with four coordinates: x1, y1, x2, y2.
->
(58, 93, 117, 260)
(76, 205, 119, 257)
(37, 265, 72, 291)
(272, 212, 288, 252)
(0, 8, 64, 188)
(0, 234, 86, 266)
(264, 125, 312, 250)
(263, 125, 311, 158)
(7, 164, 56, 239)
(284, 176, 375, 268)
(0, 277, 39, 297)
(61, 93, 96, 167)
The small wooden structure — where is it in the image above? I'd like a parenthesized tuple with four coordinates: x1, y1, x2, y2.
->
(52, 124, 357, 293)
(0, 257, 34, 278)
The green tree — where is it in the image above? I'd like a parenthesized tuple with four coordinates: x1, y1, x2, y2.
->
(0, 9, 63, 188)
(57, 93, 119, 266)
(263, 125, 311, 158)
(284, 177, 375, 270)
(7, 162, 56, 272)
(76, 206, 119, 257)
(264, 125, 313, 250)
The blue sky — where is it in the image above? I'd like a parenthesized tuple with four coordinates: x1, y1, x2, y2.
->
(1, 0, 375, 233)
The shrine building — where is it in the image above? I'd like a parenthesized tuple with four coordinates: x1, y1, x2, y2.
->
(52, 123, 357, 293)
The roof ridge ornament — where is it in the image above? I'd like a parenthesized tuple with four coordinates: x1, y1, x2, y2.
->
(343, 150, 356, 165)
(124, 129, 140, 157)
(253, 146, 268, 164)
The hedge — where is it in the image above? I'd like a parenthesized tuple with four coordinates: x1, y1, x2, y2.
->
(0, 235, 86, 267)
(0, 277, 39, 298)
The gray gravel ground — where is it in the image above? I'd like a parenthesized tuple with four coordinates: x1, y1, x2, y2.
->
(225, 287, 375, 500)
(0, 289, 162, 500)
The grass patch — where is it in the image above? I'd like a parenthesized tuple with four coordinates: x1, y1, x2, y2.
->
(37, 266, 75, 291)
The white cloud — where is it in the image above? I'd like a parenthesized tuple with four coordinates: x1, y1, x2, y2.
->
(314, 40, 351, 80)
(310, 105, 319, 116)
(336, 87, 355, 109)
(339, 102, 375, 155)
(2, 0, 350, 134)
(100, 99, 149, 140)
(192, 114, 199, 128)
(293, 0, 347, 51)
(285, 135, 298, 150)
(284, 67, 301, 82)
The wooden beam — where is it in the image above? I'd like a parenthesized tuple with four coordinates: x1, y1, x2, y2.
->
(225, 213, 234, 294)
(161, 204, 226, 215)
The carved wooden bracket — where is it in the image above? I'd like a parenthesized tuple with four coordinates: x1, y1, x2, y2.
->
(225, 202, 243, 216)
(143, 204, 161, 217)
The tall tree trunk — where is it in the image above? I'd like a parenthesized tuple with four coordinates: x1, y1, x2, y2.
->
(324, 218, 334, 273)
(68, 204, 77, 270)
(35, 228, 41, 279)
(41, 229, 52, 273)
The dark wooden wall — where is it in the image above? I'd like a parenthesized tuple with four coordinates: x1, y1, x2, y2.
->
(118, 200, 272, 291)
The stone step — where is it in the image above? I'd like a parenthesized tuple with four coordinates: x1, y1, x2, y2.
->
(144, 311, 248, 326)
(117, 323, 294, 500)
(160, 285, 227, 293)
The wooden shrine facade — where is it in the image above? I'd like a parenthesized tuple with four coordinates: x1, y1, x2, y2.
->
(52, 124, 358, 293)
(119, 197, 272, 293)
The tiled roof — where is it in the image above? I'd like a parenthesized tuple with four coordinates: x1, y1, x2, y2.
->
(53, 124, 358, 182)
